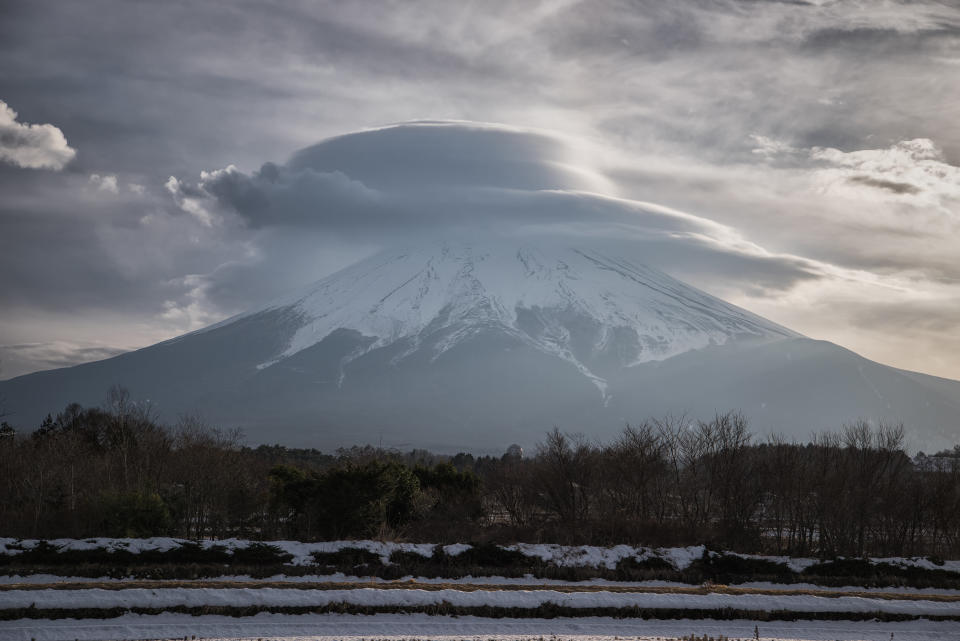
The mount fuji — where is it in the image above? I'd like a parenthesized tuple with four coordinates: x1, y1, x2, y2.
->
(2, 237, 959, 452)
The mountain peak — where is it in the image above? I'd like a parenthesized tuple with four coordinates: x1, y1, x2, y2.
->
(247, 238, 798, 394)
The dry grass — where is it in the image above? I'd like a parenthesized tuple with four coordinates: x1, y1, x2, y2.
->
(1, 578, 957, 602)
(2, 601, 957, 623)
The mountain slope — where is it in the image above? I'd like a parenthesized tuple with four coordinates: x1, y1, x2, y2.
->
(221, 240, 798, 394)
(1, 239, 958, 452)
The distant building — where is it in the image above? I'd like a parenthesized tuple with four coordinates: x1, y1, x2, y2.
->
(505, 443, 523, 459)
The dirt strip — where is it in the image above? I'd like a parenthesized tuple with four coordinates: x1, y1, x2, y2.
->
(2, 602, 960, 623)
(1, 579, 958, 602)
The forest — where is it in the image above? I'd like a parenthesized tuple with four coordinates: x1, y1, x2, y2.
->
(2, 387, 959, 559)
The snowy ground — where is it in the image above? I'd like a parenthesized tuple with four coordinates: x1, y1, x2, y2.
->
(2, 612, 958, 641)
(4, 537, 958, 574)
(3, 585, 959, 615)
(3, 539, 959, 641)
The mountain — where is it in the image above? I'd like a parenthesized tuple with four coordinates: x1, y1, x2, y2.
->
(2, 238, 959, 452)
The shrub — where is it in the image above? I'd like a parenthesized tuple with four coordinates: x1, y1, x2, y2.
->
(615, 554, 676, 579)
(803, 558, 960, 588)
(272, 461, 425, 539)
(311, 547, 384, 571)
(231, 543, 293, 565)
(692, 553, 796, 584)
(96, 491, 172, 538)
(441, 542, 531, 569)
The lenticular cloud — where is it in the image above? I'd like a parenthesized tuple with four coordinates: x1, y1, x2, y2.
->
(166, 121, 822, 293)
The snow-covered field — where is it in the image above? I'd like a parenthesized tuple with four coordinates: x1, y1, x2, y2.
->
(3, 539, 959, 641)
(4, 537, 958, 574)
(2, 613, 958, 641)
(3, 585, 959, 615)
(2, 582, 959, 641)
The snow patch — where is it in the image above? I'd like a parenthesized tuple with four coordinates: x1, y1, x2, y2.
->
(4, 586, 959, 617)
(4, 538, 958, 577)
(5, 612, 958, 641)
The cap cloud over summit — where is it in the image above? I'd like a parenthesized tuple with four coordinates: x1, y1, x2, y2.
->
(170, 122, 607, 229)
(167, 121, 824, 307)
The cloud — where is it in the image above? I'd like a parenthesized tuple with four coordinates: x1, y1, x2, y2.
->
(88, 173, 119, 194)
(0, 100, 76, 170)
(734, 271, 960, 385)
(810, 139, 960, 213)
(285, 122, 607, 193)
(846, 175, 920, 195)
(167, 122, 611, 229)
(3, 0, 960, 381)
(190, 162, 380, 229)
(157, 121, 960, 383)
(0, 341, 127, 379)
(166, 122, 824, 302)
(165, 175, 217, 226)
(750, 135, 799, 159)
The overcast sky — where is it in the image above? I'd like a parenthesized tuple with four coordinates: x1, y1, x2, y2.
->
(1, 0, 959, 381)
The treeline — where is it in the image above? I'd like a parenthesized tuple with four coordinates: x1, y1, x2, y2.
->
(2, 388, 960, 558)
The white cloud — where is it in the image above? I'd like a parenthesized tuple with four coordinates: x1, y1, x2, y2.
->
(810, 139, 960, 213)
(0, 340, 127, 378)
(164, 123, 826, 294)
(750, 135, 799, 159)
(602, 133, 960, 378)
(88, 173, 119, 194)
(166, 175, 217, 226)
(0, 100, 76, 170)
(159, 274, 221, 331)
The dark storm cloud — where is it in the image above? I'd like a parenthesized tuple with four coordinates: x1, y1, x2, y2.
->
(0, 207, 133, 310)
(189, 163, 380, 229)
(0, 164, 250, 323)
(0, 172, 142, 311)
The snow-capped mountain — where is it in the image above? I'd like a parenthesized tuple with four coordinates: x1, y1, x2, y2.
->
(222, 240, 797, 396)
(2, 238, 959, 452)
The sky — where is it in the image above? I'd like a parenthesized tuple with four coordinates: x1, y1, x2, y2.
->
(1, 0, 959, 381)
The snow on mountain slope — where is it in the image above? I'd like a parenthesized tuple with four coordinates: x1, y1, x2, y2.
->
(239, 239, 797, 395)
